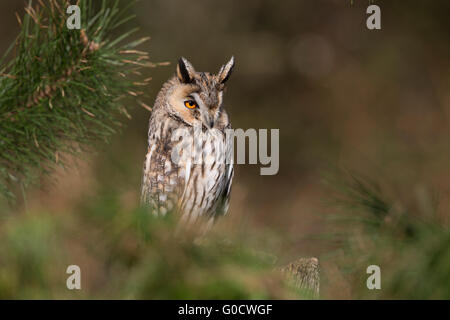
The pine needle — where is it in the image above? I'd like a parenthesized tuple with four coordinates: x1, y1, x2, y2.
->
(0, 0, 155, 200)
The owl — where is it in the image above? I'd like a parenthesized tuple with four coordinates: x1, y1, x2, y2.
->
(141, 57, 235, 229)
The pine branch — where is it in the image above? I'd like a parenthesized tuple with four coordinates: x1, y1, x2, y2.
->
(0, 0, 160, 200)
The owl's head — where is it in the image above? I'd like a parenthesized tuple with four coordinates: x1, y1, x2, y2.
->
(158, 57, 235, 129)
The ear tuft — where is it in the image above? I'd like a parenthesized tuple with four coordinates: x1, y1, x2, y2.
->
(177, 57, 195, 83)
(218, 56, 235, 84)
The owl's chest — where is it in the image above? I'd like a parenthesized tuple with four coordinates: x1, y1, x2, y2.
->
(167, 128, 230, 195)
(142, 125, 231, 216)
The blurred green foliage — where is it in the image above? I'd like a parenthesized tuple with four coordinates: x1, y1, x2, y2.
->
(0, 190, 301, 299)
(325, 170, 450, 299)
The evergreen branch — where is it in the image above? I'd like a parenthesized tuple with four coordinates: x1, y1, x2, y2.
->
(0, 0, 157, 200)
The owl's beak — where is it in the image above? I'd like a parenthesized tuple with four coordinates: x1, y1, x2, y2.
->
(201, 111, 214, 129)
(204, 119, 214, 129)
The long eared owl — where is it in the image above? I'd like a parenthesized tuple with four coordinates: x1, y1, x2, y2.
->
(141, 57, 235, 228)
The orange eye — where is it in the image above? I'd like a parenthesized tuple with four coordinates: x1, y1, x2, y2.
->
(184, 100, 197, 109)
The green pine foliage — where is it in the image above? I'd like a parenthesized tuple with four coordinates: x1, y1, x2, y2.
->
(325, 170, 450, 299)
(0, 190, 298, 299)
(0, 0, 155, 200)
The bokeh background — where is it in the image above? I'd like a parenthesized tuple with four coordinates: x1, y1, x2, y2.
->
(0, 0, 449, 299)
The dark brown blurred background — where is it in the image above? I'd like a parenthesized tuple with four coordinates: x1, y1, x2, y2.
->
(1, 0, 449, 298)
(127, 0, 450, 253)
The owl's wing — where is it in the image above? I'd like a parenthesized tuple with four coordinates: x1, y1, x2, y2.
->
(214, 162, 234, 217)
(213, 127, 235, 218)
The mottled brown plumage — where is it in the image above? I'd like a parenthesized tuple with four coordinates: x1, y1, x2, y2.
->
(141, 57, 235, 228)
